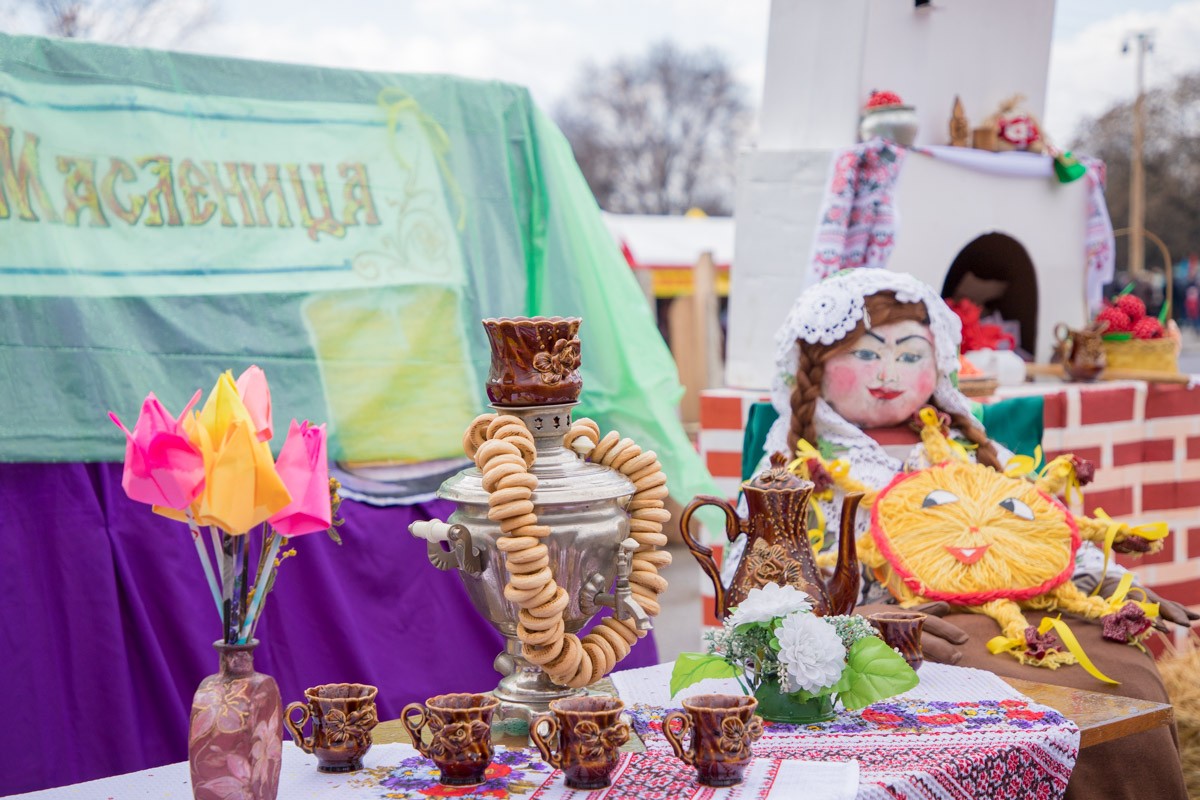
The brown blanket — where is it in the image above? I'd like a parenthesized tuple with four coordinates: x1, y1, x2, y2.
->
(934, 611, 1186, 800)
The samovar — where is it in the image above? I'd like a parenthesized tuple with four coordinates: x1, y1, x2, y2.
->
(409, 317, 658, 723)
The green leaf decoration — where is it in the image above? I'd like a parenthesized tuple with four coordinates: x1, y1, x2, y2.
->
(769, 636, 782, 652)
(1102, 332, 1132, 341)
(836, 637, 919, 711)
(670, 652, 743, 697)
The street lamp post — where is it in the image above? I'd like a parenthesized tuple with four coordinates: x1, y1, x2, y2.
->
(1122, 30, 1154, 277)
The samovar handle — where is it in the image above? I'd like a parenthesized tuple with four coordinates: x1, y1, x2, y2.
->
(679, 496, 741, 619)
(409, 520, 484, 576)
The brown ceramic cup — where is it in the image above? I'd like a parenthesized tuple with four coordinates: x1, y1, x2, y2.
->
(482, 316, 583, 406)
(868, 611, 927, 671)
(663, 694, 764, 787)
(402, 693, 499, 786)
(531, 696, 630, 790)
(285, 683, 378, 773)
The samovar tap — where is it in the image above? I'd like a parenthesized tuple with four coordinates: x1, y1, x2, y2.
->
(579, 537, 651, 631)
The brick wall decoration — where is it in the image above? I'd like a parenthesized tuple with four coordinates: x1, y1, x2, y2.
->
(697, 381, 1200, 648)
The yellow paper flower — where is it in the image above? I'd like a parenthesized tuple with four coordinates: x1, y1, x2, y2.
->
(158, 371, 291, 534)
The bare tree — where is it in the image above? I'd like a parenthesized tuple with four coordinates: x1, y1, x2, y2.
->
(1072, 71, 1200, 271)
(2, 0, 213, 45)
(555, 41, 753, 216)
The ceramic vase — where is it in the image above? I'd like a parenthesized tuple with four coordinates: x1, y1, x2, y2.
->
(858, 105, 918, 147)
(188, 640, 282, 800)
(753, 677, 836, 724)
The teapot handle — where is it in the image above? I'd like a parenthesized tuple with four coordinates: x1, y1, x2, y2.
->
(679, 495, 741, 619)
(1054, 322, 1072, 343)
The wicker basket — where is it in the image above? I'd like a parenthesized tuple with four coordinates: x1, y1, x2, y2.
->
(958, 376, 999, 398)
(1102, 337, 1178, 374)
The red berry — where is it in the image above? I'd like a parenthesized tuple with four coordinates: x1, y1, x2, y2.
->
(1131, 317, 1163, 340)
(866, 91, 904, 108)
(1095, 306, 1132, 333)
(1114, 294, 1146, 322)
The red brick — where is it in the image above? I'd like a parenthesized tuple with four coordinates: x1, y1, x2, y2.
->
(1082, 486, 1134, 518)
(1043, 447, 1102, 467)
(1112, 438, 1176, 466)
(702, 595, 721, 627)
(1189, 528, 1200, 560)
(1080, 387, 1136, 425)
(705, 450, 742, 479)
(1146, 385, 1200, 419)
(700, 395, 745, 431)
(1043, 392, 1067, 429)
(1143, 480, 1200, 512)
(1189, 436, 1200, 460)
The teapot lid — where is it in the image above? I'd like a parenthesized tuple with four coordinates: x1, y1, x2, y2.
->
(747, 453, 811, 491)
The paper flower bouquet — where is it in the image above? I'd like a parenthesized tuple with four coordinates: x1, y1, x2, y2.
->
(671, 584, 918, 723)
(109, 366, 340, 800)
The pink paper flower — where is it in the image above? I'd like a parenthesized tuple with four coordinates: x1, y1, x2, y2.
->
(268, 420, 331, 536)
(235, 365, 273, 442)
(109, 390, 206, 509)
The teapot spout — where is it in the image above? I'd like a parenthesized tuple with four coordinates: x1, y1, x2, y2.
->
(827, 492, 864, 615)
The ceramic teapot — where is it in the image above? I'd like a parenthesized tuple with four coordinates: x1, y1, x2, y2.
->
(680, 454, 863, 618)
(1054, 322, 1106, 382)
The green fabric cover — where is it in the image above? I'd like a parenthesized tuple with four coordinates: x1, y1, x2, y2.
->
(0, 34, 718, 503)
(740, 395, 1044, 481)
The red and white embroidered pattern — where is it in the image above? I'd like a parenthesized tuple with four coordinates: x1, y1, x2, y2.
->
(631, 698, 1079, 800)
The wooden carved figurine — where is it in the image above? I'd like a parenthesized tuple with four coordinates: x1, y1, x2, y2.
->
(950, 95, 969, 147)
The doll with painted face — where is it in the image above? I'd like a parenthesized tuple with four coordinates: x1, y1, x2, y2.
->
(735, 270, 1189, 800)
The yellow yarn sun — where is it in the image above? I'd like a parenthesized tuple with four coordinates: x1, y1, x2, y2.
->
(803, 408, 1168, 678)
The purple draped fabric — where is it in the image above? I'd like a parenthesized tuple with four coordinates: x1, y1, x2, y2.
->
(0, 463, 658, 794)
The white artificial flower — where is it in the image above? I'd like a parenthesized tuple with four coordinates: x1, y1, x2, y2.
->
(726, 584, 813, 628)
(775, 612, 847, 694)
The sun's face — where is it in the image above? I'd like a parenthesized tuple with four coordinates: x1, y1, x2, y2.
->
(870, 461, 1080, 604)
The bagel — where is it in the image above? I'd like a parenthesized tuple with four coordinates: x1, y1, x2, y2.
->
(519, 618, 564, 646)
(504, 543, 549, 564)
(482, 461, 527, 492)
(522, 637, 564, 665)
(487, 498, 535, 521)
(593, 622, 631, 661)
(506, 554, 550, 574)
(499, 513, 540, 533)
(527, 587, 570, 619)
(496, 472, 539, 492)
(590, 431, 621, 463)
(488, 486, 533, 507)
(629, 569, 669, 594)
(496, 535, 540, 553)
(518, 607, 562, 631)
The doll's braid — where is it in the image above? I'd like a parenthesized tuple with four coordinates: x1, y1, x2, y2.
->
(786, 343, 825, 455)
(944, 409, 1001, 471)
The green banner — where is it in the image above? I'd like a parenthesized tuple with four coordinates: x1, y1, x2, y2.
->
(0, 34, 718, 505)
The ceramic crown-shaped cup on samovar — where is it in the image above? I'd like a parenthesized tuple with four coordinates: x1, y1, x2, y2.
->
(409, 317, 672, 724)
(679, 453, 862, 619)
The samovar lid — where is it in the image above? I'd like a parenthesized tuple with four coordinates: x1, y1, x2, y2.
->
(438, 402, 635, 506)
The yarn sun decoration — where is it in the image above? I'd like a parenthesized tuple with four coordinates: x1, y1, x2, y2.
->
(794, 408, 1168, 683)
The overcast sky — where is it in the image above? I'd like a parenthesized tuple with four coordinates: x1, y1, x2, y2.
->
(9, 0, 1200, 144)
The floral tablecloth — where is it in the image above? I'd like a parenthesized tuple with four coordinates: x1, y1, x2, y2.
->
(10, 742, 855, 800)
(13, 664, 1078, 800)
